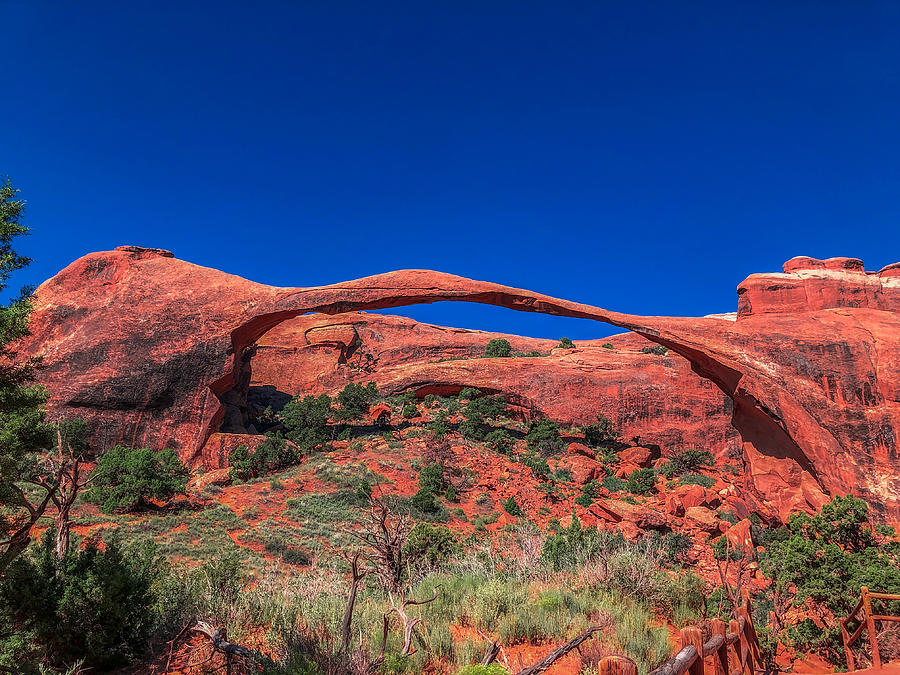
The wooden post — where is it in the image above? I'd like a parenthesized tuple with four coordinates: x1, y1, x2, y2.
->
(680, 626, 705, 675)
(599, 655, 638, 675)
(711, 619, 728, 675)
(728, 619, 742, 674)
(861, 586, 882, 669)
(840, 618, 856, 671)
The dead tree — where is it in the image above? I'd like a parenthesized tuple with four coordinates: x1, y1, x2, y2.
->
(714, 536, 750, 617)
(45, 421, 97, 558)
(339, 550, 369, 654)
(349, 494, 440, 663)
(513, 626, 605, 675)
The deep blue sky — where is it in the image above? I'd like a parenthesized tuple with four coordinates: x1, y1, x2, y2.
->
(4, 2, 899, 339)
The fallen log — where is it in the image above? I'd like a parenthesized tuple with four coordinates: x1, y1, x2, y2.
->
(514, 626, 603, 675)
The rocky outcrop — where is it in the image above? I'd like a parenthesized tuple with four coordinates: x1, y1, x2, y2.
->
(250, 312, 738, 457)
(15, 247, 900, 521)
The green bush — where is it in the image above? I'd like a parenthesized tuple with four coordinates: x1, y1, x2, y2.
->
(457, 665, 510, 675)
(281, 393, 332, 450)
(419, 462, 447, 493)
(581, 414, 620, 447)
(485, 428, 514, 455)
(502, 497, 523, 517)
(444, 484, 458, 502)
(0, 531, 162, 670)
(760, 495, 900, 662)
(484, 338, 512, 357)
(335, 381, 378, 421)
(640, 345, 669, 355)
(557, 337, 575, 349)
(678, 473, 714, 488)
(403, 523, 460, 571)
(228, 432, 299, 481)
(602, 343, 614, 349)
(660, 449, 713, 477)
(85, 446, 189, 513)
(626, 468, 657, 495)
(520, 451, 552, 480)
(525, 419, 561, 453)
(575, 480, 602, 507)
(401, 403, 418, 419)
(602, 474, 627, 493)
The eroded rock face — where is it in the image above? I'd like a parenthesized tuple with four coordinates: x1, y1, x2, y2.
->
(15, 247, 900, 521)
(250, 312, 739, 459)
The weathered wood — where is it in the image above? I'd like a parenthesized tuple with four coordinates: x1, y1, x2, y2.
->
(599, 655, 638, 675)
(480, 640, 501, 666)
(710, 619, 728, 675)
(339, 551, 368, 654)
(727, 619, 741, 675)
(191, 621, 256, 659)
(841, 615, 857, 672)
(862, 586, 882, 669)
(681, 627, 704, 675)
(514, 626, 602, 675)
(648, 645, 699, 675)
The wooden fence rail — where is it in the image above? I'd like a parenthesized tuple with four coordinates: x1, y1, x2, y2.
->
(596, 596, 762, 675)
(839, 586, 900, 670)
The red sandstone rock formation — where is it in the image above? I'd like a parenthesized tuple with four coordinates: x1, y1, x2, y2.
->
(249, 312, 738, 457)
(16, 247, 900, 521)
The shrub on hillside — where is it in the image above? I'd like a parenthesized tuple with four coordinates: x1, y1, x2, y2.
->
(402, 403, 418, 419)
(484, 338, 512, 358)
(335, 381, 378, 421)
(760, 495, 900, 662)
(557, 337, 575, 349)
(86, 445, 189, 513)
(602, 474, 627, 493)
(403, 523, 460, 571)
(640, 345, 669, 355)
(485, 428, 513, 455)
(502, 497, 523, 517)
(581, 414, 619, 447)
(626, 468, 657, 495)
(525, 419, 561, 454)
(660, 448, 713, 477)
(679, 473, 714, 488)
(0, 531, 162, 670)
(282, 393, 332, 451)
(228, 432, 299, 481)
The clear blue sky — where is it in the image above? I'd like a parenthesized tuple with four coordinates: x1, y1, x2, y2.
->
(4, 2, 899, 339)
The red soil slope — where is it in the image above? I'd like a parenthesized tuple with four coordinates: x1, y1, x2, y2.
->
(15, 247, 900, 521)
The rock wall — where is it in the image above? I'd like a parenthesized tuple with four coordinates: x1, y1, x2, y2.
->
(16, 247, 900, 521)
(250, 313, 740, 459)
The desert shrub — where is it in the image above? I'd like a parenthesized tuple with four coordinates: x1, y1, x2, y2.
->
(423, 394, 437, 408)
(575, 480, 602, 507)
(426, 420, 450, 438)
(554, 467, 573, 483)
(760, 496, 900, 661)
(0, 531, 163, 670)
(484, 338, 511, 358)
(85, 446, 189, 513)
(520, 451, 552, 480)
(403, 523, 461, 571)
(419, 462, 447, 493)
(335, 381, 378, 421)
(540, 515, 615, 571)
(444, 484, 458, 502)
(557, 337, 575, 349)
(485, 428, 514, 455)
(581, 414, 619, 447)
(281, 393, 332, 450)
(228, 432, 299, 481)
(678, 473, 714, 488)
(401, 403, 418, 419)
(626, 468, 657, 495)
(525, 419, 561, 454)
(660, 448, 713, 477)
(458, 387, 480, 401)
(640, 345, 668, 356)
(502, 497, 523, 517)
(457, 665, 510, 675)
(407, 489, 450, 522)
(602, 343, 614, 349)
(602, 474, 627, 493)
